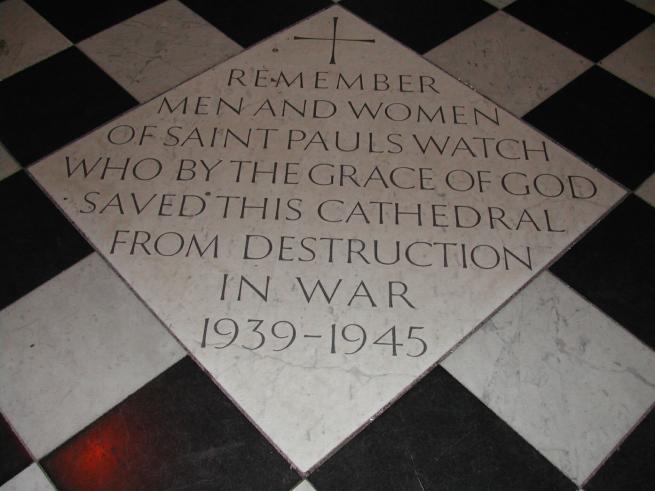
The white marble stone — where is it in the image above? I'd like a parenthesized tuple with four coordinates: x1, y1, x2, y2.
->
(424, 12, 592, 116)
(600, 24, 655, 98)
(0, 0, 71, 80)
(0, 143, 20, 181)
(636, 172, 655, 207)
(443, 272, 655, 485)
(290, 480, 317, 491)
(79, 0, 242, 103)
(628, 0, 655, 15)
(30, 6, 625, 472)
(0, 464, 55, 491)
(0, 254, 185, 458)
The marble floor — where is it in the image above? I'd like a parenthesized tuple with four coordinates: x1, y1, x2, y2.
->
(1, 1, 654, 490)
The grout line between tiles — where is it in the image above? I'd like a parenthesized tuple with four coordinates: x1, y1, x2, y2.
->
(17, 2, 647, 481)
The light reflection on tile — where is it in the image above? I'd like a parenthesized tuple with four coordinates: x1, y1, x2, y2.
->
(0, 254, 185, 458)
(443, 271, 655, 485)
(31, 5, 625, 473)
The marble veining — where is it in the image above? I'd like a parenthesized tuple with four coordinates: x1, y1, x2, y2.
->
(30, 5, 625, 472)
(443, 271, 655, 485)
(79, 0, 242, 102)
(0, 254, 185, 457)
(424, 11, 592, 116)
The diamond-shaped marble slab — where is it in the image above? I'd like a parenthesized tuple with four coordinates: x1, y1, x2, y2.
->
(29, 5, 625, 472)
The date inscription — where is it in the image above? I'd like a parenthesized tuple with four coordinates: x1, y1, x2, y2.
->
(200, 317, 428, 357)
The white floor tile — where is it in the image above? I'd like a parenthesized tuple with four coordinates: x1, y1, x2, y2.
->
(424, 11, 592, 116)
(0, 143, 20, 181)
(600, 24, 655, 98)
(290, 480, 317, 491)
(0, 464, 55, 491)
(443, 272, 655, 485)
(79, 0, 242, 102)
(0, 0, 71, 80)
(636, 173, 655, 207)
(30, 5, 625, 473)
(0, 254, 185, 458)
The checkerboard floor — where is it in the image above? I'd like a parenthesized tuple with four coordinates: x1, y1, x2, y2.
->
(1, 0, 653, 489)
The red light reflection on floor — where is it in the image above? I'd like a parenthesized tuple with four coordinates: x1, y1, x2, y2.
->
(43, 408, 143, 491)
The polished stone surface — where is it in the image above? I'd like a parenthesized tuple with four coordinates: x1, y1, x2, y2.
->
(25, 0, 165, 43)
(290, 480, 317, 491)
(550, 195, 655, 350)
(425, 11, 591, 116)
(636, 172, 655, 207)
(0, 465, 55, 491)
(42, 357, 300, 491)
(310, 366, 577, 490)
(585, 408, 655, 491)
(505, 0, 653, 62)
(443, 271, 655, 485)
(79, 0, 242, 102)
(0, 1, 653, 488)
(0, 47, 137, 165)
(0, 172, 93, 310)
(0, 0, 71, 80)
(523, 66, 655, 190)
(342, 0, 495, 53)
(0, 414, 31, 485)
(600, 24, 655, 98)
(0, 253, 184, 458)
(29, 5, 625, 472)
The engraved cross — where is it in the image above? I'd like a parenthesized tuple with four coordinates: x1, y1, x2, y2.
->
(293, 16, 375, 65)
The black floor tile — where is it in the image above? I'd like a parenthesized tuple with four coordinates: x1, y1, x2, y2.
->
(586, 408, 655, 491)
(310, 367, 576, 491)
(505, 0, 654, 62)
(550, 195, 655, 349)
(524, 66, 655, 190)
(0, 413, 32, 485)
(26, 0, 166, 43)
(41, 357, 300, 491)
(0, 171, 92, 310)
(0, 47, 137, 166)
(181, 0, 332, 47)
(342, 0, 496, 53)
